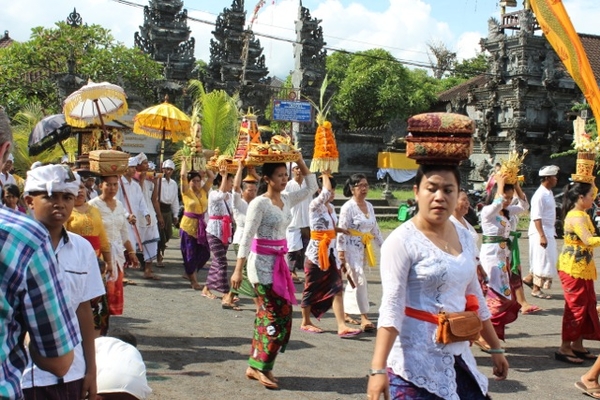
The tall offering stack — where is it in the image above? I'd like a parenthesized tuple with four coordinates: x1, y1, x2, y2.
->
(308, 76, 339, 173)
(499, 150, 528, 184)
(572, 116, 597, 184)
(405, 112, 474, 165)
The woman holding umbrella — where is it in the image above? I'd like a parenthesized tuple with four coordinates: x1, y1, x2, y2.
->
(180, 158, 214, 291)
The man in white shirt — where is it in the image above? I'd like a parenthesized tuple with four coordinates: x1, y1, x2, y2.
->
(22, 165, 105, 399)
(0, 153, 16, 188)
(525, 165, 559, 299)
(157, 159, 179, 267)
(284, 162, 313, 282)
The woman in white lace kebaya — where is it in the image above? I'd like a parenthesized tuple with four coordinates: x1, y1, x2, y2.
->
(231, 158, 317, 390)
(337, 173, 383, 332)
(299, 173, 361, 337)
(367, 164, 508, 400)
(205, 166, 237, 309)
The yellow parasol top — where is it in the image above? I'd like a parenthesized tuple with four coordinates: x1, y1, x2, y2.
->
(133, 101, 191, 143)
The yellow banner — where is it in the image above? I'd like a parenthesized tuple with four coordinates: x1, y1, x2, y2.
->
(377, 152, 418, 169)
(530, 0, 600, 122)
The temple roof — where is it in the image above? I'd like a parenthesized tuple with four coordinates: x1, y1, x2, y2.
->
(580, 33, 600, 83)
(437, 74, 489, 102)
(0, 31, 15, 48)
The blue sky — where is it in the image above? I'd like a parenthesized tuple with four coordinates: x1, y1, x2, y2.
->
(2, 0, 599, 78)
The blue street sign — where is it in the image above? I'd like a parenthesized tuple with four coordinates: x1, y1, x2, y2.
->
(272, 100, 313, 122)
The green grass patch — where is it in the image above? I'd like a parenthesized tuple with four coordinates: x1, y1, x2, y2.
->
(335, 187, 414, 201)
(377, 218, 402, 231)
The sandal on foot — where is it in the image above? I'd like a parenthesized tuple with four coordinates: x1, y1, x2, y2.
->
(531, 291, 551, 299)
(344, 316, 360, 325)
(338, 328, 362, 338)
(520, 305, 542, 314)
(300, 325, 324, 334)
(201, 291, 218, 300)
(573, 350, 598, 360)
(473, 339, 491, 352)
(361, 322, 376, 332)
(575, 381, 600, 398)
(555, 352, 584, 364)
(222, 302, 241, 311)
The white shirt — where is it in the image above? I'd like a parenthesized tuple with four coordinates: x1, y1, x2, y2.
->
(0, 172, 16, 187)
(305, 188, 338, 266)
(239, 174, 318, 284)
(378, 220, 491, 399)
(117, 176, 150, 220)
(232, 191, 248, 245)
(206, 190, 233, 242)
(159, 177, 180, 217)
(22, 231, 105, 387)
(528, 185, 556, 237)
(89, 197, 131, 270)
(284, 179, 311, 229)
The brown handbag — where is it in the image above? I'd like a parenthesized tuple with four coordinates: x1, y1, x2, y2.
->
(435, 311, 482, 344)
(405, 299, 482, 345)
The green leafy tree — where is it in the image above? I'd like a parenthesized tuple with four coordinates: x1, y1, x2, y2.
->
(452, 53, 490, 80)
(328, 49, 437, 129)
(0, 22, 162, 117)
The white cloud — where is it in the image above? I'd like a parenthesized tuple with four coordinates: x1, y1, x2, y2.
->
(2, 0, 599, 80)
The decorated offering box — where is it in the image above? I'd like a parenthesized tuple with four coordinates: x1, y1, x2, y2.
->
(89, 150, 129, 176)
(406, 112, 474, 165)
(246, 135, 300, 164)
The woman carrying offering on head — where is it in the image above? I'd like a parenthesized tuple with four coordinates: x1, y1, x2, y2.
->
(367, 164, 508, 400)
(337, 174, 383, 332)
(179, 158, 214, 291)
(231, 156, 317, 390)
(300, 172, 361, 337)
(476, 173, 528, 349)
(556, 182, 600, 365)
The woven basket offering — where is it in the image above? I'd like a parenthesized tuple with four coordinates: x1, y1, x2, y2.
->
(89, 150, 129, 176)
(406, 113, 474, 165)
(572, 151, 596, 183)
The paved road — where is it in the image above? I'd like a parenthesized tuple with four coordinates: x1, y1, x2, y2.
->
(111, 235, 600, 399)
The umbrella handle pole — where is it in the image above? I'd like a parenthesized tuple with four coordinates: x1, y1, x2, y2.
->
(94, 99, 112, 150)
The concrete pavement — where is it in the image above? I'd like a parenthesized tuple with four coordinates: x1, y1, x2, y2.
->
(110, 236, 600, 399)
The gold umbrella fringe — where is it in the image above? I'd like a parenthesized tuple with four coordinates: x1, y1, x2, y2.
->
(63, 88, 128, 128)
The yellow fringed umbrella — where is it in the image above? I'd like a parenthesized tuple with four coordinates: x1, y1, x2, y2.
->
(133, 98, 191, 163)
(63, 80, 128, 149)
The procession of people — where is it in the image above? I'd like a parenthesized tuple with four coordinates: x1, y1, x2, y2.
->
(4, 105, 600, 400)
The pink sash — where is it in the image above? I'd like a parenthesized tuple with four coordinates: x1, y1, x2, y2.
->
(209, 215, 232, 244)
(251, 238, 296, 305)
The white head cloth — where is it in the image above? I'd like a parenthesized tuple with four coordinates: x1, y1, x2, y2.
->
(128, 157, 139, 167)
(147, 161, 156, 171)
(95, 337, 152, 399)
(135, 153, 148, 164)
(162, 159, 175, 169)
(24, 164, 80, 196)
(539, 165, 559, 177)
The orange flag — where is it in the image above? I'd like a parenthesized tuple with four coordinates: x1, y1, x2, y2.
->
(529, 0, 600, 121)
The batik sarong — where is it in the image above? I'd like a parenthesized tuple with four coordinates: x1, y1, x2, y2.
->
(248, 284, 293, 372)
(559, 271, 600, 341)
(180, 228, 210, 275)
(301, 253, 343, 319)
(206, 233, 230, 294)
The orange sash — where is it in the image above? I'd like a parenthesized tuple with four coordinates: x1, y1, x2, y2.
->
(310, 230, 336, 271)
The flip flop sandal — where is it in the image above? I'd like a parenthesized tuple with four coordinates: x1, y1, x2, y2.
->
(531, 291, 552, 299)
(573, 350, 598, 360)
(575, 381, 600, 398)
(520, 305, 542, 314)
(361, 322, 376, 332)
(344, 316, 360, 325)
(221, 302, 241, 311)
(338, 329, 362, 338)
(201, 292, 218, 300)
(300, 325, 324, 334)
(555, 352, 584, 364)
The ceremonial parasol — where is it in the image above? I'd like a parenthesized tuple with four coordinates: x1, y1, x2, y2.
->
(63, 80, 128, 148)
(133, 97, 191, 163)
(28, 114, 73, 156)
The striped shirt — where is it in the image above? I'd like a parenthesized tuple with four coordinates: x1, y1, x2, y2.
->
(0, 207, 80, 399)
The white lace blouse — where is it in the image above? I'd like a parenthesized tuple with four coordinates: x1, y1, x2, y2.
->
(232, 192, 248, 245)
(305, 188, 338, 266)
(88, 197, 130, 268)
(206, 190, 233, 240)
(378, 220, 491, 400)
(336, 198, 384, 272)
(238, 174, 317, 284)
